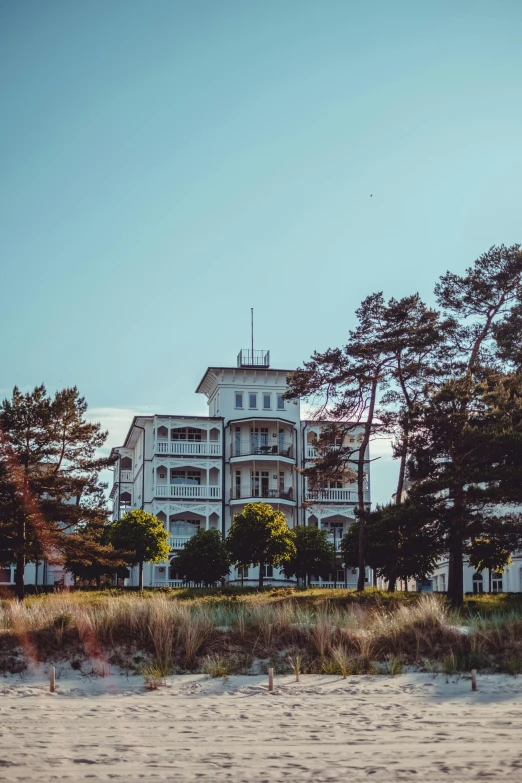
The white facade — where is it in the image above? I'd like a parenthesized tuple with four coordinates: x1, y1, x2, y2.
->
(110, 349, 372, 588)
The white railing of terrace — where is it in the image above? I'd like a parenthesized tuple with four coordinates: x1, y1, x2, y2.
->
(155, 485, 222, 499)
(120, 470, 133, 482)
(156, 440, 221, 456)
(153, 580, 185, 588)
(305, 488, 369, 502)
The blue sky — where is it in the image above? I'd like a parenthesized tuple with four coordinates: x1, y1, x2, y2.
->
(1, 0, 521, 503)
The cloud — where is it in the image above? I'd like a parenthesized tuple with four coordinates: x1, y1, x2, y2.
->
(87, 407, 149, 454)
(369, 437, 394, 460)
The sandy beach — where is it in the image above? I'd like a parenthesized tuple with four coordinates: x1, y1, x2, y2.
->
(1, 672, 521, 781)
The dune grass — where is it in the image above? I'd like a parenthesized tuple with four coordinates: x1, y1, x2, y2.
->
(1, 588, 521, 676)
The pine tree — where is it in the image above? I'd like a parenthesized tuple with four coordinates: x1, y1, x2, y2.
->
(408, 244, 522, 606)
(0, 385, 113, 599)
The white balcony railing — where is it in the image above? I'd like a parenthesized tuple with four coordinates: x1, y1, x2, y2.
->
(306, 446, 317, 459)
(168, 535, 193, 549)
(156, 440, 221, 456)
(120, 470, 133, 482)
(306, 488, 369, 502)
(155, 484, 222, 499)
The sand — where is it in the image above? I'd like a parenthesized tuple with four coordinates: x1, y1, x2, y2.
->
(1, 671, 522, 781)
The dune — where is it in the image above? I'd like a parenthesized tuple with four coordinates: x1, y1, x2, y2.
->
(1, 671, 522, 781)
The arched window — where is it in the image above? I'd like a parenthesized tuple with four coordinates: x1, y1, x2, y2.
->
(472, 572, 483, 594)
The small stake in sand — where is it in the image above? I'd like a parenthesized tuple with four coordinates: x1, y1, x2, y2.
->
(268, 667, 274, 692)
(471, 669, 477, 692)
(50, 666, 56, 693)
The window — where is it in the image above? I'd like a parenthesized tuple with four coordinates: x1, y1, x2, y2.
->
(336, 570, 345, 583)
(263, 394, 271, 410)
(234, 426, 241, 457)
(171, 427, 202, 441)
(472, 572, 484, 594)
(171, 470, 201, 485)
(277, 394, 284, 410)
(251, 426, 269, 451)
(249, 392, 257, 409)
(235, 392, 243, 408)
(235, 470, 241, 499)
(492, 572, 503, 593)
(237, 565, 249, 578)
(262, 565, 274, 578)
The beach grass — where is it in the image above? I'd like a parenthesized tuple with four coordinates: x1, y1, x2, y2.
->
(1, 588, 522, 676)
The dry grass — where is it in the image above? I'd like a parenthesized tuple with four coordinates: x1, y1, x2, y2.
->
(1, 590, 521, 675)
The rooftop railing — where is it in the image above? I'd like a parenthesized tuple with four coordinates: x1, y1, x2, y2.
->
(237, 349, 270, 367)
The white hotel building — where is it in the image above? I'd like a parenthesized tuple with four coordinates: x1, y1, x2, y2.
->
(110, 349, 371, 588)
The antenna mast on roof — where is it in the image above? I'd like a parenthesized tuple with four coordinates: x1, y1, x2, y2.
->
(251, 307, 254, 358)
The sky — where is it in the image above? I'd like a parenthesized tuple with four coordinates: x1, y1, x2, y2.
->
(1, 0, 522, 505)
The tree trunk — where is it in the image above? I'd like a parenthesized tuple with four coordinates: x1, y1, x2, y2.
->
(139, 561, 144, 591)
(447, 487, 465, 608)
(447, 534, 464, 608)
(357, 379, 378, 592)
(258, 562, 264, 590)
(15, 513, 26, 601)
(15, 551, 25, 601)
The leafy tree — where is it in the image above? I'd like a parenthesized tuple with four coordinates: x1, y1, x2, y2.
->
(109, 509, 170, 590)
(340, 502, 442, 588)
(226, 502, 296, 588)
(173, 528, 230, 586)
(281, 525, 335, 586)
(468, 536, 513, 593)
(0, 385, 113, 599)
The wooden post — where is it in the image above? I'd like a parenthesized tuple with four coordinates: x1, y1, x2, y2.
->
(471, 669, 477, 691)
(268, 667, 274, 692)
(50, 666, 55, 693)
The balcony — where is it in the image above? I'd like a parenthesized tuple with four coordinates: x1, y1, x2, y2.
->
(121, 470, 133, 482)
(168, 534, 194, 549)
(231, 439, 294, 459)
(231, 484, 294, 502)
(305, 488, 370, 502)
(155, 485, 222, 499)
(305, 445, 344, 460)
(156, 440, 222, 456)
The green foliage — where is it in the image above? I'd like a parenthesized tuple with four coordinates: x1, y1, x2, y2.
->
(0, 385, 113, 599)
(226, 502, 296, 588)
(61, 519, 127, 586)
(173, 528, 230, 587)
(340, 502, 441, 587)
(281, 525, 334, 585)
(109, 510, 170, 590)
